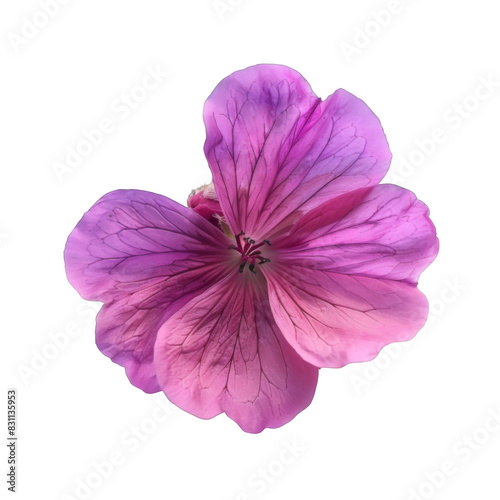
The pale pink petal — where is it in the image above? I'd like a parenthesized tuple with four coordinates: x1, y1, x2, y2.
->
(64, 189, 234, 392)
(154, 273, 318, 433)
(275, 184, 439, 283)
(204, 64, 391, 240)
(265, 265, 429, 368)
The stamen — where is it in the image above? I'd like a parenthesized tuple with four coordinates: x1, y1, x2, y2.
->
(242, 240, 252, 254)
(248, 241, 266, 252)
(235, 231, 245, 252)
(229, 233, 272, 274)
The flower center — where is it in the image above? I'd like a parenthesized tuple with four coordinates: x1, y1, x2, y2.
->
(229, 231, 271, 274)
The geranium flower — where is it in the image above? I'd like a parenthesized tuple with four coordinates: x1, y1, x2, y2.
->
(64, 64, 438, 433)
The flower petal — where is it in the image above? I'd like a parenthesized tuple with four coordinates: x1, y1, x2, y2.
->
(64, 189, 234, 392)
(95, 266, 224, 393)
(275, 184, 439, 284)
(265, 265, 429, 368)
(204, 64, 391, 240)
(187, 182, 224, 229)
(154, 273, 319, 433)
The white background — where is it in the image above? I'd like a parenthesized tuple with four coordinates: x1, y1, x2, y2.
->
(2, 1, 499, 499)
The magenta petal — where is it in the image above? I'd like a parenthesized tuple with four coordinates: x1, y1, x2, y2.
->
(154, 273, 319, 433)
(265, 265, 429, 368)
(64, 189, 233, 301)
(64, 189, 233, 392)
(276, 184, 439, 283)
(94, 269, 221, 394)
(96, 293, 165, 394)
(204, 64, 391, 240)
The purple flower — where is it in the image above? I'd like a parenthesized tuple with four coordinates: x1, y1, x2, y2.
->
(64, 64, 438, 433)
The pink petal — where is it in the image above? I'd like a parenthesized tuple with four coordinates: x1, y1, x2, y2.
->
(96, 292, 165, 393)
(204, 64, 391, 240)
(265, 265, 429, 368)
(187, 182, 224, 229)
(154, 273, 318, 433)
(275, 184, 439, 283)
(64, 189, 234, 392)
